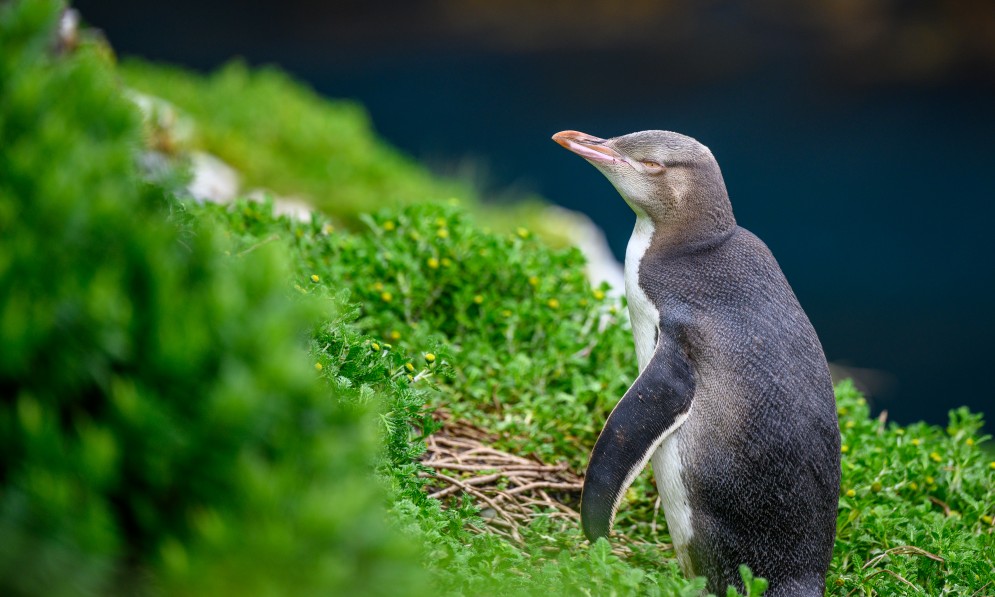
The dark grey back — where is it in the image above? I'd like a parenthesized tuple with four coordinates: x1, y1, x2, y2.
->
(641, 227, 840, 596)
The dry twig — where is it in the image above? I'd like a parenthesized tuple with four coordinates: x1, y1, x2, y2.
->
(420, 411, 668, 558)
(862, 545, 944, 570)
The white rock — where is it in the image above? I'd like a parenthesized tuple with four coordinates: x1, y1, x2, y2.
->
(188, 151, 240, 203)
(245, 190, 314, 223)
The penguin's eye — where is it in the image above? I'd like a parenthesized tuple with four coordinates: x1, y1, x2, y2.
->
(641, 160, 665, 174)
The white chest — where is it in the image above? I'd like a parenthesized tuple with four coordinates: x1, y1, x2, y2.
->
(624, 217, 661, 371)
(624, 216, 695, 573)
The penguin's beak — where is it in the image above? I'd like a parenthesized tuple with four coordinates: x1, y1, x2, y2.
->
(552, 130, 624, 165)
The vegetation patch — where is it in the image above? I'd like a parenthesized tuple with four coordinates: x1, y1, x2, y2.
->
(1, 1, 993, 595)
(199, 195, 995, 596)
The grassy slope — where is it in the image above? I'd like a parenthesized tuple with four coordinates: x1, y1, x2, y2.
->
(118, 59, 597, 250)
(4, 3, 990, 590)
(124, 49, 995, 596)
(1, 2, 427, 594)
(119, 59, 469, 219)
(196, 198, 995, 596)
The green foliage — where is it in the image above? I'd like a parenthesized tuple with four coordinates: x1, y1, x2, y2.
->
(218, 201, 635, 465)
(205, 197, 995, 595)
(0, 2, 423, 595)
(3, 2, 992, 594)
(830, 380, 994, 595)
(191, 198, 723, 595)
(730, 565, 768, 597)
(118, 58, 469, 218)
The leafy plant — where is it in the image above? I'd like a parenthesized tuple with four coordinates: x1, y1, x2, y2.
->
(200, 196, 995, 596)
(3, 2, 992, 594)
(0, 3, 424, 595)
(119, 59, 469, 219)
(829, 381, 994, 595)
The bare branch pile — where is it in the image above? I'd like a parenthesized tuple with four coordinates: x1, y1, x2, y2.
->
(420, 414, 668, 557)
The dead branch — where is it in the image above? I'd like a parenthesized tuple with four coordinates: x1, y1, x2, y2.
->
(420, 412, 668, 558)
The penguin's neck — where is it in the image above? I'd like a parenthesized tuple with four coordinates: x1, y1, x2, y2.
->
(624, 215, 662, 372)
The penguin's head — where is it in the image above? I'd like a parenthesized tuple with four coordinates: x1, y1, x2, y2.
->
(553, 129, 734, 240)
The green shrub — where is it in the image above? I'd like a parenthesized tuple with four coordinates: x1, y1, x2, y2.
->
(0, 2, 423, 594)
(207, 201, 637, 468)
(3, 2, 992, 594)
(119, 59, 469, 219)
(202, 197, 995, 596)
(830, 381, 994, 594)
(191, 198, 754, 595)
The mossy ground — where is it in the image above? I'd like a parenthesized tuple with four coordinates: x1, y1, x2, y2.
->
(2, 1, 993, 594)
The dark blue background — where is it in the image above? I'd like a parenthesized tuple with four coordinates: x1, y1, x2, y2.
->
(77, 1, 995, 430)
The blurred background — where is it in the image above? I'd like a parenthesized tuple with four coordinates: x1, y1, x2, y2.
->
(75, 0, 995, 431)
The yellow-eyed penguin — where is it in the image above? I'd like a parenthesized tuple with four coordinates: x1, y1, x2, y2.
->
(552, 129, 840, 596)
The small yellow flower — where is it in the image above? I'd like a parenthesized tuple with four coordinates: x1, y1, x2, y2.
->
(908, 482, 918, 490)
(547, 298, 560, 309)
(314, 363, 323, 371)
(407, 374, 414, 382)
(926, 476, 935, 485)
(425, 353, 436, 363)
(845, 420, 855, 429)
(528, 275, 539, 286)
(501, 309, 512, 317)
(383, 220, 396, 231)
(579, 298, 589, 306)
(837, 407, 848, 416)
(929, 452, 942, 463)
(405, 363, 415, 372)
(390, 330, 401, 340)
(840, 445, 849, 454)
(895, 428, 905, 435)
(845, 489, 856, 498)
(966, 438, 975, 446)
(371, 342, 381, 351)
(310, 274, 320, 283)
(516, 227, 529, 239)
(436, 228, 449, 239)
(473, 295, 484, 304)
(427, 257, 440, 269)
(911, 438, 920, 446)
(990, 461, 995, 470)
(374, 282, 384, 291)
(983, 515, 993, 525)
(593, 290, 606, 301)
(871, 482, 882, 493)
(441, 258, 452, 267)
(380, 291, 393, 302)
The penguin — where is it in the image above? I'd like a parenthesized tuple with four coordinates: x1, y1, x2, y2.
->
(552, 129, 840, 596)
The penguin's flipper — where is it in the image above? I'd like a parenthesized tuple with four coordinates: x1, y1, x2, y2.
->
(580, 330, 695, 542)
